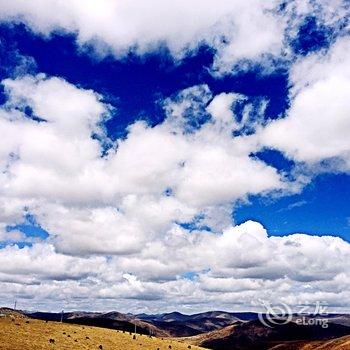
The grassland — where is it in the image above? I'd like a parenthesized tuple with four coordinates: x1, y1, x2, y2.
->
(177, 323, 350, 350)
(297, 336, 350, 350)
(175, 324, 237, 347)
(0, 313, 206, 350)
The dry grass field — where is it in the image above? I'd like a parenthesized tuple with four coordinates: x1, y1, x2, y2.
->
(177, 324, 350, 350)
(297, 336, 350, 350)
(0, 313, 207, 350)
(175, 324, 237, 347)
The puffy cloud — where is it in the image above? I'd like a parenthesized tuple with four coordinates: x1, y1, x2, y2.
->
(261, 36, 350, 170)
(0, 243, 107, 281)
(0, 0, 283, 67)
(0, 75, 287, 256)
(0, 0, 348, 74)
(206, 92, 244, 130)
(0, 71, 349, 312)
(1, 221, 350, 312)
(0, 0, 349, 314)
(0, 0, 283, 73)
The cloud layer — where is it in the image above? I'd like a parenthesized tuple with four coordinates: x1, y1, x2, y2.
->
(0, 64, 349, 312)
(0, 1, 349, 313)
(0, 75, 286, 256)
(1, 0, 348, 73)
(1, 221, 350, 313)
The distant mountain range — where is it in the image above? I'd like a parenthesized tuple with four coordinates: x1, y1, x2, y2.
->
(3, 307, 350, 349)
(26, 309, 257, 337)
(136, 311, 258, 337)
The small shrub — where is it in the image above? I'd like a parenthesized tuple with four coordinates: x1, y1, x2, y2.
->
(49, 339, 55, 344)
(86, 336, 90, 339)
(133, 334, 136, 340)
(99, 345, 103, 350)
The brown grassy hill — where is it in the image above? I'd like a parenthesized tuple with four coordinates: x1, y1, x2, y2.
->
(177, 319, 350, 350)
(0, 307, 26, 319)
(301, 335, 350, 349)
(177, 324, 238, 346)
(138, 312, 246, 337)
(268, 335, 350, 349)
(0, 313, 207, 350)
(28, 310, 169, 337)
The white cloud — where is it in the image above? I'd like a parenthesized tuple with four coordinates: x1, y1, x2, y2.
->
(0, 0, 284, 73)
(261, 36, 350, 170)
(0, 70, 349, 312)
(1, 221, 350, 312)
(0, 243, 107, 281)
(0, 0, 348, 74)
(0, 75, 288, 256)
(0, 0, 349, 312)
(206, 92, 244, 130)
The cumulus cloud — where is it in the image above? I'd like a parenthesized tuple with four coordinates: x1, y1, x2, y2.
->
(0, 243, 106, 281)
(1, 221, 350, 312)
(0, 56, 349, 311)
(0, 0, 286, 73)
(0, 75, 288, 256)
(0, 0, 348, 74)
(262, 36, 350, 171)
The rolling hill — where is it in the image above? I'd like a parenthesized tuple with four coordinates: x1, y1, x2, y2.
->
(26, 309, 255, 338)
(0, 310, 205, 350)
(27, 309, 169, 337)
(3, 307, 350, 349)
(178, 319, 350, 350)
(136, 311, 255, 337)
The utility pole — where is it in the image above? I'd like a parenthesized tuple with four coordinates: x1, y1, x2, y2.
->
(13, 300, 17, 310)
(134, 323, 137, 335)
(60, 310, 64, 323)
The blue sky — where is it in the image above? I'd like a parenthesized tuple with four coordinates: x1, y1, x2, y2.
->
(235, 173, 350, 238)
(0, 1, 350, 313)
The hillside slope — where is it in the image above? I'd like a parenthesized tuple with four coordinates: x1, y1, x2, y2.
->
(0, 313, 206, 350)
(268, 335, 350, 349)
(27, 310, 169, 337)
(301, 335, 350, 349)
(178, 320, 350, 350)
(137, 311, 249, 336)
